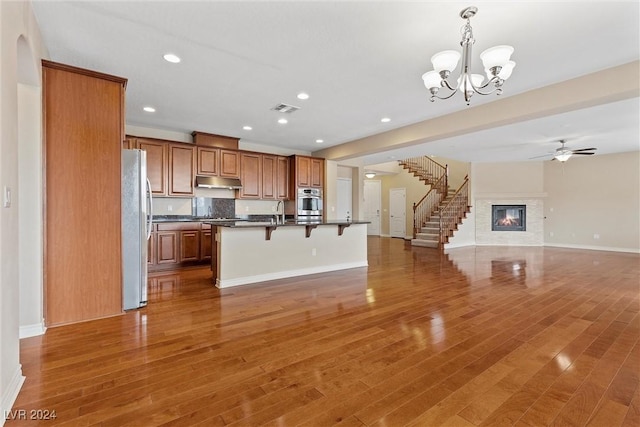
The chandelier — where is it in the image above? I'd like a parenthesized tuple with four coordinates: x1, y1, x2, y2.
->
(422, 6, 515, 105)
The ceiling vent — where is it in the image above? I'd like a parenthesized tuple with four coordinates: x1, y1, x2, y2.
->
(271, 103, 300, 114)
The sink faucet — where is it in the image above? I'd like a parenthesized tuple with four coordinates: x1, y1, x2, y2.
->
(276, 200, 284, 224)
(207, 206, 212, 218)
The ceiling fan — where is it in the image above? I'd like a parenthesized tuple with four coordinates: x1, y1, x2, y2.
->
(531, 139, 597, 162)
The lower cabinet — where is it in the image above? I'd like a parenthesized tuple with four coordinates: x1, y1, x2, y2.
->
(149, 222, 211, 272)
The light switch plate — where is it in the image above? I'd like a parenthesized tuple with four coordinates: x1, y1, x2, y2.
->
(3, 186, 10, 208)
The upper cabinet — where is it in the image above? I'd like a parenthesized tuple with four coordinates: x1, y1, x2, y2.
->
(219, 149, 241, 178)
(239, 152, 261, 199)
(261, 154, 277, 200)
(196, 146, 219, 176)
(135, 138, 168, 196)
(168, 143, 195, 196)
(291, 155, 324, 189)
(276, 156, 290, 200)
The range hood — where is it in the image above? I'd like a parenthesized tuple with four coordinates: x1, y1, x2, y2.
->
(196, 175, 243, 190)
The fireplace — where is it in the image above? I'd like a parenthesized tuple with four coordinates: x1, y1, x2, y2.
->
(492, 205, 526, 231)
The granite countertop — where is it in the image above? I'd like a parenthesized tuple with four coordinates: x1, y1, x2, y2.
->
(204, 220, 370, 228)
(153, 215, 245, 223)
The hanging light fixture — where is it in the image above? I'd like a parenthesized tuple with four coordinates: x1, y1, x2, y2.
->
(365, 172, 376, 179)
(422, 6, 515, 105)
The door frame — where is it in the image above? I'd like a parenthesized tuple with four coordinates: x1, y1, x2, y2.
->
(363, 179, 381, 236)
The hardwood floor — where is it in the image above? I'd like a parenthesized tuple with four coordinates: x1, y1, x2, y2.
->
(10, 238, 640, 426)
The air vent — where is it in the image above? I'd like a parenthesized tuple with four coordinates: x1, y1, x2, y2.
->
(271, 103, 300, 114)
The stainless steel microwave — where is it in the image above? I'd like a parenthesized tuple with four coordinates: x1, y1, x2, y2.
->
(297, 188, 323, 216)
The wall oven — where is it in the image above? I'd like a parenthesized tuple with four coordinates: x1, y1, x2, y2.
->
(297, 188, 323, 219)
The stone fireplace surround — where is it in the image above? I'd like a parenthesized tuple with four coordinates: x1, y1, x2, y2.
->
(475, 196, 544, 246)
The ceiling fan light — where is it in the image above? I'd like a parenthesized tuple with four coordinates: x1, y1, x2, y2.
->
(422, 70, 442, 89)
(431, 50, 461, 73)
(480, 45, 514, 69)
(554, 151, 572, 162)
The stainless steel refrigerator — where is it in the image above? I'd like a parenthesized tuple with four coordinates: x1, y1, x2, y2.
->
(122, 149, 153, 310)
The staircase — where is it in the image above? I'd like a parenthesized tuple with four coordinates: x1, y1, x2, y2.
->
(412, 188, 458, 248)
(399, 156, 471, 248)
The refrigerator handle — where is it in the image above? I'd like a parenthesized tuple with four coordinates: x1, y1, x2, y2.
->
(146, 178, 153, 240)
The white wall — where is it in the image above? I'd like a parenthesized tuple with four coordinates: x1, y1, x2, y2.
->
(544, 151, 639, 252)
(1, 0, 48, 421)
(216, 224, 368, 287)
(18, 83, 44, 337)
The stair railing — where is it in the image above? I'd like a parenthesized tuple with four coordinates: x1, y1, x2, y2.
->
(399, 156, 447, 186)
(412, 173, 448, 238)
(439, 175, 470, 245)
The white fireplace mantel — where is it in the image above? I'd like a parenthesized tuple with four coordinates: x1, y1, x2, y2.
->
(475, 192, 548, 200)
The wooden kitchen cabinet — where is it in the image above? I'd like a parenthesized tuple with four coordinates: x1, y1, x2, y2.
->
(179, 230, 200, 262)
(291, 155, 324, 189)
(168, 143, 195, 196)
(219, 149, 240, 178)
(239, 152, 262, 199)
(196, 146, 219, 176)
(147, 229, 156, 266)
(156, 231, 178, 265)
(136, 138, 168, 196)
(261, 154, 277, 200)
(276, 156, 290, 200)
(201, 226, 212, 261)
(311, 158, 324, 188)
(150, 222, 212, 272)
(43, 60, 126, 327)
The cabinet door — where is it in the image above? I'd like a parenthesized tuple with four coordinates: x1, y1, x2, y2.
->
(179, 230, 200, 262)
(168, 143, 195, 196)
(276, 156, 290, 200)
(200, 229, 212, 261)
(137, 139, 168, 196)
(239, 152, 261, 199)
(196, 146, 219, 176)
(311, 158, 324, 188)
(157, 231, 178, 264)
(296, 156, 311, 187)
(147, 232, 156, 266)
(123, 137, 135, 149)
(219, 150, 240, 178)
(261, 154, 277, 200)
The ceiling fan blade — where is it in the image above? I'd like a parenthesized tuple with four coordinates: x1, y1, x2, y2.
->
(529, 154, 552, 159)
(573, 152, 595, 155)
(572, 147, 597, 152)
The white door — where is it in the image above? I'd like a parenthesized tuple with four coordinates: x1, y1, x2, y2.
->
(337, 178, 352, 220)
(390, 188, 406, 238)
(364, 180, 381, 235)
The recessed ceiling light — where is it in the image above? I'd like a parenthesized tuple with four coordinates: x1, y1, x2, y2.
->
(315, 139, 324, 144)
(297, 92, 310, 100)
(163, 53, 181, 63)
(243, 126, 252, 131)
(278, 118, 288, 124)
(381, 117, 391, 123)
(143, 106, 156, 113)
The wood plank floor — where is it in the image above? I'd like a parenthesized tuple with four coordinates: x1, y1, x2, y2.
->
(9, 238, 640, 426)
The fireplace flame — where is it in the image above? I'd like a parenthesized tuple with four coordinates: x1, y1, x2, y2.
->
(497, 217, 519, 226)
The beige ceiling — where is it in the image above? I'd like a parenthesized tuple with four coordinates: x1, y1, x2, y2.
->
(32, 1, 640, 164)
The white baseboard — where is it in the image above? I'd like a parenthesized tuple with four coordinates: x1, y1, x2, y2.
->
(544, 242, 640, 254)
(1, 365, 25, 426)
(19, 321, 46, 339)
(444, 241, 476, 249)
(216, 261, 368, 288)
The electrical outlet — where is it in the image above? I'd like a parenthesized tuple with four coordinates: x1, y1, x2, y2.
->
(245, 206, 249, 212)
(312, 248, 317, 256)
(271, 205, 276, 212)
(593, 233, 600, 240)
(549, 231, 554, 237)
(167, 205, 173, 212)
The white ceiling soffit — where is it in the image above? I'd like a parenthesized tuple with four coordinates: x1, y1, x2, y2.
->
(31, 1, 640, 161)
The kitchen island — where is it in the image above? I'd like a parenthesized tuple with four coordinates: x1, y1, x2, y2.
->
(206, 220, 369, 288)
